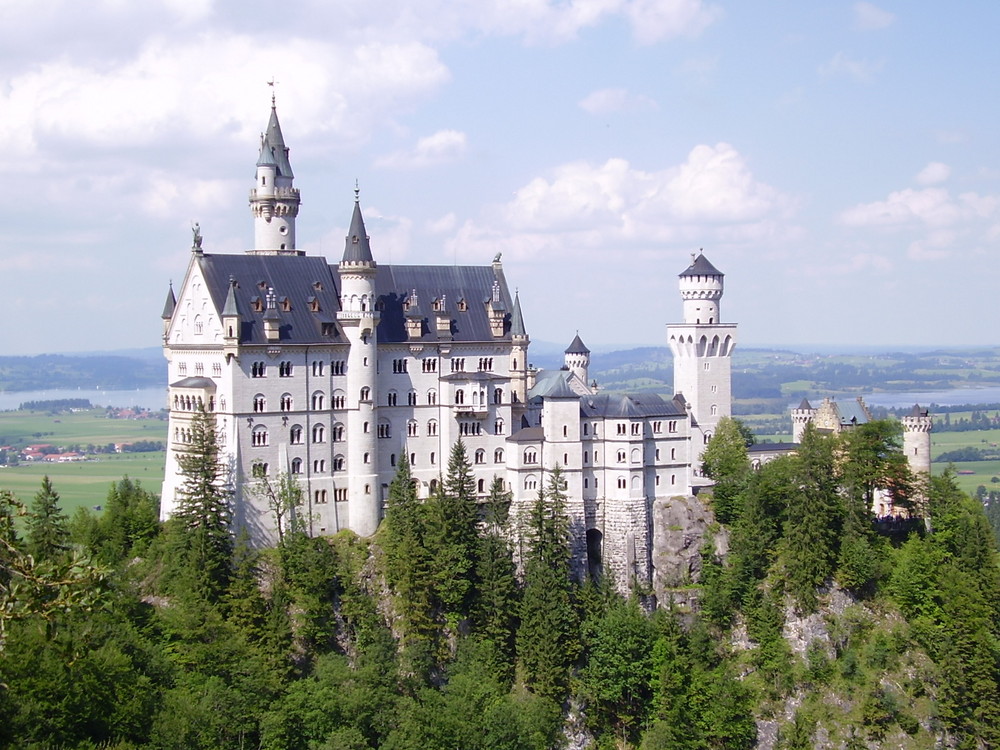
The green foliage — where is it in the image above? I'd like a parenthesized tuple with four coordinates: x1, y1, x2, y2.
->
(517, 467, 580, 701)
(170, 405, 233, 604)
(26, 475, 69, 563)
(701, 417, 752, 524)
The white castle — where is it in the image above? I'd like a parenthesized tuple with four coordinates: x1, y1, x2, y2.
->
(160, 102, 924, 590)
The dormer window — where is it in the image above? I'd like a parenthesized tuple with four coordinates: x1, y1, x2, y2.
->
(313, 281, 324, 291)
(281, 296, 292, 312)
(457, 298, 468, 312)
(251, 296, 263, 313)
(432, 298, 443, 312)
(258, 280, 267, 290)
(308, 296, 320, 312)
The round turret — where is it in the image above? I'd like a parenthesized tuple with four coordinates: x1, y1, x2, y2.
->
(679, 252, 724, 325)
(901, 405, 932, 475)
(564, 333, 590, 385)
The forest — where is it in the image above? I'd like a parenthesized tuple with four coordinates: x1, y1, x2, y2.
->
(1, 409, 1000, 749)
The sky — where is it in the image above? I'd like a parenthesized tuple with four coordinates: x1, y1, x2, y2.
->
(2, 0, 999, 355)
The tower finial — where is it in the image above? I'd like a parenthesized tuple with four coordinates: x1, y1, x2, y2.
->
(354, 179, 360, 203)
(266, 77, 278, 108)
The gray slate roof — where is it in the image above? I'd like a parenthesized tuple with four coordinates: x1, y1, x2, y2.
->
(375, 264, 514, 343)
(196, 253, 343, 345)
(510, 292, 527, 337)
(565, 333, 590, 355)
(342, 201, 374, 264)
(261, 106, 293, 178)
(162, 284, 176, 319)
(170, 377, 217, 389)
(679, 252, 722, 277)
(581, 392, 687, 419)
(834, 398, 870, 426)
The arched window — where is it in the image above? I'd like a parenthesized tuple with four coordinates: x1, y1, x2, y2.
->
(711, 404, 718, 416)
(494, 418, 504, 435)
(407, 421, 418, 437)
(427, 389, 437, 405)
(334, 455, 345, 471)
(311, 391, 325, 410)
(253, 394, 266, 413)
(312, 424, 325, 443)
(524, 474, 538, 491)
(455, 389, 465, 405)
(251, 425, 268, 447)
(475, 449, 485, 464)
(617, 450, 626, 463)
(427, 420, 438, 436)
(360, 386, 371, 401)
(387, 391, 397, 406)
(280, 393, 292, 411)
(477, 478, 485, 493)
(524, 448, 538, 464)
(494, 388, 503, 404)
(332, 423, 344, 442)
(630, 448, 640, 464)
(494, 448, 504, 463)
(290, 425, 303, 444)
(332, 390, 346, 409)
(291, 458, 302, 474)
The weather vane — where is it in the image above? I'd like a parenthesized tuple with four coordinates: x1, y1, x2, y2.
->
(266, 77, 279, 106)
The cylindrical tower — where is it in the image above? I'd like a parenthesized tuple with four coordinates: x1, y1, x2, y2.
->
(337, 193, 380, 536)
(901, 405, 932, 476)
(564, 333, 590, 385)
(249, 100, 301, 255)
(791, 398, 816, 443)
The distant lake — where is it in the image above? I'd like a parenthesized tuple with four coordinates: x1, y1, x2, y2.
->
(0, 387, 167, 412)
(827, 387, 1000, 411)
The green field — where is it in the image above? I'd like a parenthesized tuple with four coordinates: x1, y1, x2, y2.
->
(0, 453, 166, 517)
(0, 407, 167, 447)
(0, 407, 168, 517)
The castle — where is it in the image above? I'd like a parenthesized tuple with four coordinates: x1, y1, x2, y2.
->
(159, 102, 926, 591)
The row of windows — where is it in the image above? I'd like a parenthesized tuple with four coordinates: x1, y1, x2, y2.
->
(521, 473, 678, 491)
(177, 362, 223, 377)
(172, 394, 215, 412)
(250, 360, 348, 378)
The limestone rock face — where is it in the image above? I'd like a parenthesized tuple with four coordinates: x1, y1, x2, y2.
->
(651, 494, 727, 599)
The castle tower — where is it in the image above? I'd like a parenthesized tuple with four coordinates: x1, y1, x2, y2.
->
(249, 98, 302, 255)
(791, 398, 816, 443)
(901, 405, 932, 476)
(564, 333, 590, 385)
(161, 282, 175, 342)
(666, 252, 737, 447)
(509, 292, 530, 404)
(336, 190, 380, 535)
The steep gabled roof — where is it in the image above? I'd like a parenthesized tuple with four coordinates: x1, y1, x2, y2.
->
(196, 253, 342, 345)
(374, 264, 515, 343)
(580, 392, 687, 419)
(679, 252, 722, 277)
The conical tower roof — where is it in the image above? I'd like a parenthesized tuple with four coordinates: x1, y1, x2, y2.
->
(342, 196, 374, 264)
(679, 252, 723, 277)
(510, 291, 526, 337)
(565, 333, 590, 355)
(161, 283, 176, 319)
(263, 104, 294, 178)
(222, 277, 240, 317)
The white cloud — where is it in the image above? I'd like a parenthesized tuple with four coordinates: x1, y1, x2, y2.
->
(624, 0, 724, 45)
(426, 213, 458, 233)
(853, 2, 895, 31)
(819, 51, 884, 81)
(375, 130, 468, 169)
(915, 162, 950, 186)
(578, 88, 657, 115)
(445, 143, 797, 262)
(0, 34, 450, 167)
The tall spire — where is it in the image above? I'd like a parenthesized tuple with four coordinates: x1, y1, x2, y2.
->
(249, 99, 301, 255)
(161, 282, 176, 319)
(261, 102, 293, 178)
(342, 188, 374, 264)
(510, 291, 527, 337)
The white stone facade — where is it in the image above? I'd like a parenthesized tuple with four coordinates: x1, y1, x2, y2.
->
(161, 104, 738, 593)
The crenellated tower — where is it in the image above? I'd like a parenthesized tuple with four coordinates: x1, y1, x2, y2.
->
(791, 398, 817, 443)
(336, 189, 380, 535)
(901, 405, 932, 476)
(249, 97, 301, 255)
(667, 252, 737, 450)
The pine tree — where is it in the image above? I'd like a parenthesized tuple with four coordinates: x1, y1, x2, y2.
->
(426, 440, 480, 625)
(701, 416, 752, 524)
(475, 476, 518, 685)
(26, 476, 69, 563)
(517, 466, 579, 701)
(172, 404, 233, 603)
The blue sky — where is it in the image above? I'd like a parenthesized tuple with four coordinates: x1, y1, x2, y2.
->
(2, 1, 999, 355)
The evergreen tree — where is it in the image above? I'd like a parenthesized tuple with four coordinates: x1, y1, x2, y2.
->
(475, 476, 518, 685)
(780, 426, 841, 611)
(382, 454, 437, 673)
(26, 476, 69, 563)
(427, 440, 480, 625)
(701, 416, 752, 524)
(172, 404, 233, 603)
(517, 466, 579, 701)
